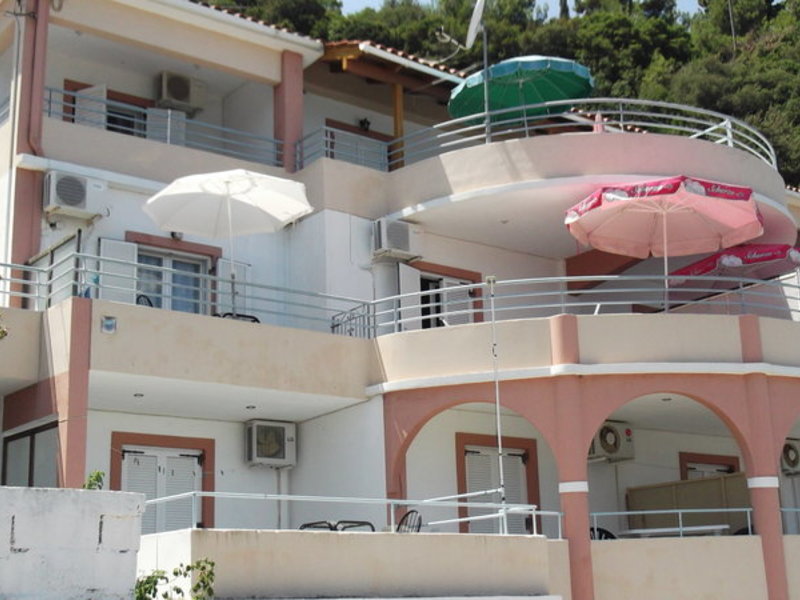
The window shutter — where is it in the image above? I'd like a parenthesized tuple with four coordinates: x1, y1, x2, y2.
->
(31, 427, 59, 488)
(441, 277, 473, 326)
(122, 453, 158, 534)
(98, 238, 138, 304)
(465, 449, 495, 534)
(74, 84, 107, 129)
(398, 262, 422, 331)
(164, 455, 200, 531)
(502, 453, 528, 534)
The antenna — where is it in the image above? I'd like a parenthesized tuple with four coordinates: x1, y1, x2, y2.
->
(465, 0, 485, 49)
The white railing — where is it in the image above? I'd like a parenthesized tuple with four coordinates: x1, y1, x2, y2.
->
(589, 507, 754, 538)
(6, 252, 800, 338)
(143, 489, 562, 538)
(43, 86, 284, 166)
(297, 98, 776, 172)
(333, 273, 800, 337)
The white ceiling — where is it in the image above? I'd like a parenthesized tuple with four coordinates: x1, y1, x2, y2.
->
(48, 25, 245, 96)
(89, 370, 365, 424)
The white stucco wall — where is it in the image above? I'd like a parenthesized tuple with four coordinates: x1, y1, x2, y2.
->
(87, 410, 283, 529)
(291, 397, 387, 528)
(0, 486, 143, 600)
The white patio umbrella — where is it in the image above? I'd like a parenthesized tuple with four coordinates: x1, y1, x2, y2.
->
(144, 169, 312, 315)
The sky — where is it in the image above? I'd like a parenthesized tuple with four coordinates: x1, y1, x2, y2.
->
(341, 0, 698, 19)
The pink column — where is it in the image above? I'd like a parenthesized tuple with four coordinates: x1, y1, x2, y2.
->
(743, 373, 789, 600)
(273, 51, 304, 172)
(555, 375, 595, 600)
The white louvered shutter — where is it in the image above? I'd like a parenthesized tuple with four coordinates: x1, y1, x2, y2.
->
(503, 452, 528, 534)
(216, 258, 251, 314)
(74, 84, 107, 129)
(465, 448, 495, 533)
(441, 277, 473, 326)
(122, 452, 158, 534)
(164, 455, 200, 531)
(98, 239, 138, 304)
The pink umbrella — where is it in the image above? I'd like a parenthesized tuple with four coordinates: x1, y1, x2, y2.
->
(669, 244, 800, 293)
(565, 175, 763, 309)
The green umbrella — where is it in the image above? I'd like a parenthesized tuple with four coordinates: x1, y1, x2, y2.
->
(448, 55, 594, 121)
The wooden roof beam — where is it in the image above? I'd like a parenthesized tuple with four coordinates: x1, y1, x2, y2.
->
(342, 57, 450, 103)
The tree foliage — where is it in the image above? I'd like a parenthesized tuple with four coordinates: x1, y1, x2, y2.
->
(219, 0, 800, 185)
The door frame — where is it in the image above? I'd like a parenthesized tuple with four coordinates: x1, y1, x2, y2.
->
(455, 432, 539, 533)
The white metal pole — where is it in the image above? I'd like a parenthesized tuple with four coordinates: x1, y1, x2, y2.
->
(482, 26, 491, 143)
(488, 276, 508, 534)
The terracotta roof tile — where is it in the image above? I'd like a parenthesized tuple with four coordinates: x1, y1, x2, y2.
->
(326, 40, 465, 77)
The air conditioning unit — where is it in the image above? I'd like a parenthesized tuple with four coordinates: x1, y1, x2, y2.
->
(245, 420, 297, 468)
(43, 172, 105, 219)
(373, 218, 420, 261)
(589, 421, 634, 462)
(782, 440, 800, 475)
(156, 71, 203, 112)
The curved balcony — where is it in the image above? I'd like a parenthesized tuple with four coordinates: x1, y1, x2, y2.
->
(297, 97, 777, 172)
(333, 273, 800, 338)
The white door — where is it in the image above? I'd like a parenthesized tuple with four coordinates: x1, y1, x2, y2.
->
(121, 446, 201, 534)
(465, 445, 528, 534)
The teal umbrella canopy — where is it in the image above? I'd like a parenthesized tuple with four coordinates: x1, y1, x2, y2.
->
(448, 55, 594, 120)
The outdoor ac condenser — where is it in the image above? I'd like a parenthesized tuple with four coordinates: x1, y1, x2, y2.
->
(782, 439, 800, 474)
(245, 420, 297, 468)
(588, 421, 634, 462)
(43, 171, 105, 219)
(156, 71, 204, 113)
(373, 218, 420, 261)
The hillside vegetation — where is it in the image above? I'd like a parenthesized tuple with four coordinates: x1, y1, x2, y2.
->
(218, 0, 800, 185)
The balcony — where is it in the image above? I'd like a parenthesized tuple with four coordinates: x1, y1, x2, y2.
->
(6, 252, 800, 337)
(297, 98, 778, 173)
(41, 87, 284, 176)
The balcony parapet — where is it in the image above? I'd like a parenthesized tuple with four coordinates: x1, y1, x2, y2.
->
(297, 98, 777, 172)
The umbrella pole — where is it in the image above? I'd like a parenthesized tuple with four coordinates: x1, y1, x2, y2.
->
(227, 195, 237, 316)
(663, 216, 669, 313)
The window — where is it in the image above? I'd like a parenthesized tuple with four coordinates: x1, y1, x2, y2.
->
(455, 433, 539, 534)
(679, 452, 740, 480)
(121, 445, 201, 534)
(2, 423, 59, 487)
(421, 274, 474, 328)
(137, 251, 207, 314)
(106, 104, 146, 137)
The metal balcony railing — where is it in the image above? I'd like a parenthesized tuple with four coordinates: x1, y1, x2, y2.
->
(5, 252, 800, 338)
(143, 489, 561, 537)
(296, 98, 776, 171)
(43, 86, 283, 167)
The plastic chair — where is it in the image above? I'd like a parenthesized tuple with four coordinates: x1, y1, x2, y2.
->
(335, 520, 375, 532)
(396, 510, 422, 533)
(299, 520, 336, 531)
(589, 526, 616, 540)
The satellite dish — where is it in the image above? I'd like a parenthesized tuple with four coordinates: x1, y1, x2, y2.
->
(465, 0, 485, 49)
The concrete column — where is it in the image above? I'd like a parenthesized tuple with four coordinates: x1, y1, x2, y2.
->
(555, 375, 594, 600)
(273, 51, 304, 172)
(744, 374, 789, 600)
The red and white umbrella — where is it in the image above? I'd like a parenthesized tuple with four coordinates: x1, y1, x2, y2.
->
(565, 175, 763, 308)
(669, 244, 800, 290)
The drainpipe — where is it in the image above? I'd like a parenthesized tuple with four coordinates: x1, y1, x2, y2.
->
(21, 0, 47, 157)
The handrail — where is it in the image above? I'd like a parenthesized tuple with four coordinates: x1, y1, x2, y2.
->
(297, 97, 776, 171)
(143, 489, 562, 538)
(590, 507, 754, 537)
(43, 86, 283, 167)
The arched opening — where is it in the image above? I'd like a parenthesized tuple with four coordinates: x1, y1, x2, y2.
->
(587, 392, 751, 539)
(405, 401, 560, 537)
(779, 422, 800, 534)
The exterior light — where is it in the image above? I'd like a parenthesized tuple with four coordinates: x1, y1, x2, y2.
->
(100, 315, 117, 334)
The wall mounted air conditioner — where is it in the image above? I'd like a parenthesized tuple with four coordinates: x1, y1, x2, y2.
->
(589, 421, 634, 462)
(43, 171, 105, 219)
(373, 218, 420, 261)
(245, 420, 297, 468)
(782, 439, 800, 475)
(156, 71, 204, 112)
